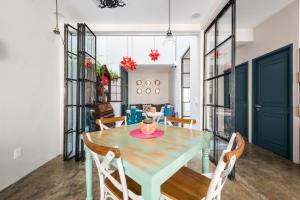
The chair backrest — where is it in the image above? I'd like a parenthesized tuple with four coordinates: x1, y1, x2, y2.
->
(164, 116, 196, 129)
(205, 133, 245, 200)
(96, 116, 127, 131)
(82, 132, 129, 200)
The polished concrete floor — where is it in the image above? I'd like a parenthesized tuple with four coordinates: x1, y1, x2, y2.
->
(1, 143, 300, 200)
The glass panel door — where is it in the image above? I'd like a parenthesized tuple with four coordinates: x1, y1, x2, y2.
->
(203, 0, 236, 164)
(64, 24, 78, 160)
(77, 23, 97, 161)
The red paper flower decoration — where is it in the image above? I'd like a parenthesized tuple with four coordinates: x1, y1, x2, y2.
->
(103, 76, 109, 85)
(120, 57, 137, 71)
(149, 49, 160, 61)
(84, 58, 93, 69)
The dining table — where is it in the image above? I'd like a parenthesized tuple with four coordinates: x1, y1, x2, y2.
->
(84, 124, 213, 200)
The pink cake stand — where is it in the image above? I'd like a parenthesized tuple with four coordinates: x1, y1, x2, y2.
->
(130, 129, 164, 139)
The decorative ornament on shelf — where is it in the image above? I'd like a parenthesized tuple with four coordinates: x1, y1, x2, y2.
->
(149, 49, 160, 61)
(94, 0, 126, 8)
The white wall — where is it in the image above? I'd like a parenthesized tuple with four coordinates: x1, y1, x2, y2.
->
(0, 0, 62, 190)
(128, 68, 170, 105)
(97, 35, 175, 115)
(236, 0, 300, 163)
(171, 36, 201, 130)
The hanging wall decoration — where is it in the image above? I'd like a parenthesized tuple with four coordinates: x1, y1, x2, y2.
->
(149, 36, 160, 61)
(120, 57, 137, 71)
(149, 49, 160, 61)
(120, 36, 138, 71)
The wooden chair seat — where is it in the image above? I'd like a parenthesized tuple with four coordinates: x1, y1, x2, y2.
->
(161, 167, 210, 200)
(104, 170, 142, 199)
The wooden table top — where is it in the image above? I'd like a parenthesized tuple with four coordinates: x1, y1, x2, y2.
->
(89, 124, 212, 177)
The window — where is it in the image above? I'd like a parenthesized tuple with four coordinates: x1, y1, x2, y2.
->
(110, 78, 122, 102)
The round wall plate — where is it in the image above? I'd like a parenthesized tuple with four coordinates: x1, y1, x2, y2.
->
(136, 80, 142, 85)
(155, 88, 160, 94)
(137, 88, 142, 94)
(145, 88, 151, 94)
(145, 80, 151, 86)
(154, 80, 160, 86)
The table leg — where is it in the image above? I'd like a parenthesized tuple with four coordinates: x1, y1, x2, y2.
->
(142, 181, 160, 200)
(202, 148, 210, 173)
(85, 145, 93, 200)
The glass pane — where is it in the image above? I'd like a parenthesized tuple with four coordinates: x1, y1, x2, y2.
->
(68, 53, 77, 79)
(67, 31, 77, 53)
(67, 81, 77, 105)
(205, 51, 215, 79)
(204, 80, 215, 105)
(216, 39, 232, 75)
(85, 108, 96, 132)
(67, 107, 76, 131)
(85, 82, 96, 105)
(117, 93, 121, 101)
(84, 55, 96, 81)
(85, 31, 95, 57)
(183, 74, 190, 87)
(183, 59, 190, 73)
(204, 106, 214, 131)
(217, 75, 230, 107)
(216, 107, 232, 139)
(205, 24, 215, 53)
(183, 88, 190, 102)
(111, 85, 117, 94)
(217, 6, 232, 45)
(183, 103, 190, 117)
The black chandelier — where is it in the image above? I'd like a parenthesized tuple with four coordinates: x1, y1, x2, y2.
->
(96, 0, 126, 8)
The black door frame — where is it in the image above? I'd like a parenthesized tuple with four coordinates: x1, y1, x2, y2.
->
(236, 62, 248, 140)
(252, 44, 293, 160)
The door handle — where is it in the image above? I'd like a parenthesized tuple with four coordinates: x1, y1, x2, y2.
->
(255, 105, 263, 111)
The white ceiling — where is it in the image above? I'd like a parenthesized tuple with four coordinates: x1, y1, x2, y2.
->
(60, 0, 296, 29)
(60, 0, 216, 24)
(236, 0, 295, 28)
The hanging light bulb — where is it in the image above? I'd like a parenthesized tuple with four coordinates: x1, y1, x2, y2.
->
(53, 0, 64, 45)
(163, 0, 175, 45)
(53, 0, 60, 35)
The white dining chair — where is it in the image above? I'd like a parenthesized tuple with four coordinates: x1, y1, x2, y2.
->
(82, 132, 143, 200)
(97, 116, 127, 131)
(164, 116, 196, 129)
(160, 133, 245, 200)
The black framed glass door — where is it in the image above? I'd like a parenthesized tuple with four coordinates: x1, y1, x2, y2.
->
(64, 24, 78, 160)
(77, 23, 97, 161)
(203, 0, 236, 164)
(64, 23, 97, 161)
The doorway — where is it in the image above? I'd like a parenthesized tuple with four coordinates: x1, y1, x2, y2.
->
(252, 44, 293, 159)
(181, 48, 191, 127)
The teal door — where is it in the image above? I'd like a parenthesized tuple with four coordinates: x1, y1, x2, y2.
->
(224, 63, 248, 139)
(253, 45, 292, 159)
(236, 63, 248, 139)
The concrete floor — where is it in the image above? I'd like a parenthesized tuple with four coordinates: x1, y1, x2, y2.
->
(1, 143, 300, 200)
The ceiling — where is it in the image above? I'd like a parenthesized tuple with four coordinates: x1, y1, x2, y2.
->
(236, 0, 295, 28)
(60, 0, 216, 24)
(60, 0, 296, 29)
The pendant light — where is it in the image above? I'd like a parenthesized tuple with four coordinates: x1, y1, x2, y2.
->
(164, 0, 175, 45)
(53, 0, 64, 44)
(53, 0, 60, 35)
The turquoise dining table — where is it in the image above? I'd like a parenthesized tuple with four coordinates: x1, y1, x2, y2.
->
(84, 124, 213, 200)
